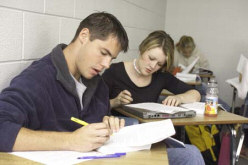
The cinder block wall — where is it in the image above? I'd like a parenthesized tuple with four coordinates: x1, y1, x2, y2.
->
(0, 0, 166, 90)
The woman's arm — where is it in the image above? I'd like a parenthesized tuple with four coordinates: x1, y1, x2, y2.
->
(162, 89, 201, 106)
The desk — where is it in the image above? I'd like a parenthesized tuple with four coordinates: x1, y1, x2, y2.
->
(199, 73, 215, 82)
(115, 108, 248, 125)
(185, 80, 202, 86)
(114, 107, 248, 165)
(0, 143, 168, 165)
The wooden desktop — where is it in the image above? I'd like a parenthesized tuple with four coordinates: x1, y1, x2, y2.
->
(0, 142, 168, 165)
(114, 107, 248, 165)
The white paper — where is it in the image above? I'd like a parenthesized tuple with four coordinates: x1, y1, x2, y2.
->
(178, 63, 186, 70)
(240, 60, 248, 99)
(11, 151, 100, 165)
(226, 77, 240, 90)
(125, 102, 191, 114)
(181, 56, 200, 73)
(180, 102, 205, 115)
(176, 73, 200, 82)
(98, 119, 175, 154)
(226, 57, 248, 99)
(237, 54, 246, 73)
(97, 144, 151, 154)
(10, 120, 175, 164)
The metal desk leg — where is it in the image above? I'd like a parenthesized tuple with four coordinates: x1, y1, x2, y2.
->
(235, 130, 244, 162)
(235, 94, 248, 161)
(181, 126, 185, 143)
(231, 88, 237, 113)
(228, 125, 236, 165)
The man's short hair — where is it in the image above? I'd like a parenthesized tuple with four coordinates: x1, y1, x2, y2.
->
(71, 12, 128, 52)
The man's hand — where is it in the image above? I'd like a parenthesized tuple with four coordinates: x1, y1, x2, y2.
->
(110, 90, 133, 108)
(103, 116, 125, 133)
(68, 123, 111, 152)
(162, 95, 182, 106)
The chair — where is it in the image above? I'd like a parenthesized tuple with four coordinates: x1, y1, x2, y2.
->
(225, 54, 248, 163)
(226, 54, 248, 112)
(235, 92, 248, 162)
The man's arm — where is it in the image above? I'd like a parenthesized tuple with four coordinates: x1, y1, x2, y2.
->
(13, 123, 111, 152)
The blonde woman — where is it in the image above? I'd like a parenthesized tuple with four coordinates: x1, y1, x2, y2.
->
(103, 31, 204, 165)
(174, 35, 209, 70)
(103, 31, 200, 109)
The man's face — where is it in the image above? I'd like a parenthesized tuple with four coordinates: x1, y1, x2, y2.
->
(76, 35, 121, 79)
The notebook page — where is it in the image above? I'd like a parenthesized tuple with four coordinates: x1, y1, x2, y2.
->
(180, 102, 205, 115)
(182, 56, 200, 73)
(11, 151, 99, 165)
(97, 119, 175, 154)
(237, 54, 247, 73)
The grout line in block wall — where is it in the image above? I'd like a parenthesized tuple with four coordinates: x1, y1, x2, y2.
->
(73, 0, 76, 18)
(0, 58, 38, 65)
(122, 0, 165, 17)
(0, 5, 77, 20)
(22, 12, 25, 60)
(43, 0, 46, 13)
(58, 18, 61, 43)
(0, 6, 161, 32)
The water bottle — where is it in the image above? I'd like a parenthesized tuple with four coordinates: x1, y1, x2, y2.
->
(204, 77, 218, 116)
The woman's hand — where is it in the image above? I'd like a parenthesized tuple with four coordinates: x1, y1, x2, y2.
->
(162, 90, 201, 106)
(110, 90, 133, 108)
(162, 95, 182, 106)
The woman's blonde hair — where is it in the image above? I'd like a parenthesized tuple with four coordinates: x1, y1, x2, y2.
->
(139, 30, 174, 72)
(176, 35, 195, 52)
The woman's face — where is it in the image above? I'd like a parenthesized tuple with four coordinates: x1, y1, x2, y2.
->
(181, 46, 194, 58)
(137, 47, 167, 76)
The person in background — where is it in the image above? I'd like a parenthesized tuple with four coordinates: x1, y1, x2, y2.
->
(0, 12, 128, 152)
(102, 30, 204, 165)
(173, 35, 209, 71)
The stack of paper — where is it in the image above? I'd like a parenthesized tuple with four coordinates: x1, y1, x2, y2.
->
(180, 102, 228, 114)
(176, 73, 201, 83)
(97, 119, 175, 154)
(180, 102, 205, 115)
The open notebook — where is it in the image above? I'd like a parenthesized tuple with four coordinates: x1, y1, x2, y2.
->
(123, 102, 196, 119)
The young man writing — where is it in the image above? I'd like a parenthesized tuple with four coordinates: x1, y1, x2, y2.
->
(0, 12, 128, 152)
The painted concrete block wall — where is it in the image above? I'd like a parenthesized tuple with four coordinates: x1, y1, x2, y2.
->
(165, 0, 248, 105)
(0, 0, 166, 90)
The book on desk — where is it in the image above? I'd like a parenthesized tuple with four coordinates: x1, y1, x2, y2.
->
(123, 102, 196, 119)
